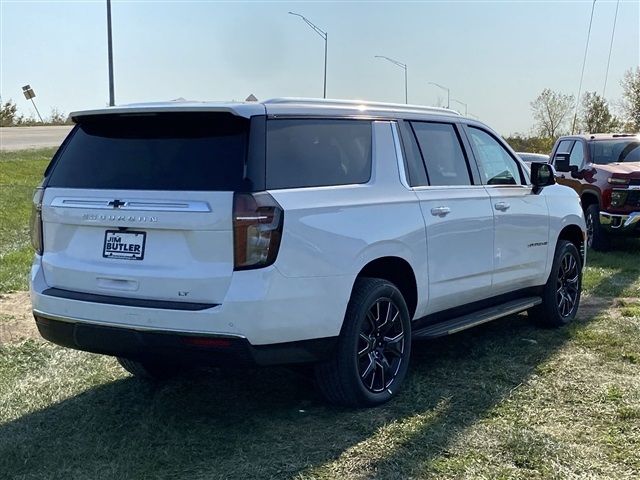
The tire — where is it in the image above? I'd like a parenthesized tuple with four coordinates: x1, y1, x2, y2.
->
(117, 357, 180, 380)
(315, 277, 412, 407)
(529, 240, 582, 327)
(585, 204, 609, 251)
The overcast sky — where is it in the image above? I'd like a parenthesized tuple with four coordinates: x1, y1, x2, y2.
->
(1, 0, 638, 135)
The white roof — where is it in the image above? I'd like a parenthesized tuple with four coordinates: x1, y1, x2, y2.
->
(70, 97, 463, 121)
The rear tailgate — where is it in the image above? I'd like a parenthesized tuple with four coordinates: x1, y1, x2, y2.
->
(40, 112, 258, 305)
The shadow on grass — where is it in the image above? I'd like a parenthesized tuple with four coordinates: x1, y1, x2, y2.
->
(1, 245, 638, 479)
(0, 321, 566, 480)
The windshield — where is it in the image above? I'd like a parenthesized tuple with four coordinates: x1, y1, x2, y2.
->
(589, 140, 640, 164)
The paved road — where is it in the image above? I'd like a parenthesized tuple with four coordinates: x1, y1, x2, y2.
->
(0, 126, 73, 151)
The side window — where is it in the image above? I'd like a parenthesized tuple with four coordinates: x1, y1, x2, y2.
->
(398, 121, 428, 186)
(266, 119, 372, 189)
(468, 127, 522, 186)
(569, 141, 584, 168)
(410, 122, 471, 186)
(557, 140, 574, 154)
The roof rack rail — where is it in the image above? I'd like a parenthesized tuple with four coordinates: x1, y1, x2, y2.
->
(264, 97, 462, 116)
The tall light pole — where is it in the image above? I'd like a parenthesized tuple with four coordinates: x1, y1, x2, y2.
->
(375, 56, 407, 104)
(428, 82, 449, 109)
(289, 12, 327, 99)
(106, 0, 115, 106)
(451, 98, 467, 115)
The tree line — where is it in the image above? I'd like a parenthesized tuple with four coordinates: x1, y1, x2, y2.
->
(0, 100, 70, 127)
(506, 67, 640, 154)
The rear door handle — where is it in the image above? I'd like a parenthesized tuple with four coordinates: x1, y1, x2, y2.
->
(494, 202, 510, 211)
(430, 206, 451, 217)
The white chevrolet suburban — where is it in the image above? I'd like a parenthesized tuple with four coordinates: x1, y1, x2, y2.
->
(30, 98, 586, 407)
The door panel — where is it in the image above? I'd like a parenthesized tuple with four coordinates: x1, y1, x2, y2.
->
(485, 186, 550, 291)
(415, 187, 494, 313)
(464, 125, 551, 292)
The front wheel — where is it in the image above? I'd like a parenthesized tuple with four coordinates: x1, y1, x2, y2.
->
(585, 204, 609, 251)
(529, 240, 582, 327)
(315, 278, 412, 407)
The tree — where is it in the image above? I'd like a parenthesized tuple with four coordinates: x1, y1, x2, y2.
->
(0, 99, 19, 127)
(48, 108, 69, 125)
(620, 67, 640, 132)
(580, 91, 619, 133)
(530, 89, 574, 138)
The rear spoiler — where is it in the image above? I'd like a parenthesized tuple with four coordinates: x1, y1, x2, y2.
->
(70, 102, 266, 122)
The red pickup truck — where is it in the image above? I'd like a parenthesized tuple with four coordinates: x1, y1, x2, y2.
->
(549, 133, 640, 250)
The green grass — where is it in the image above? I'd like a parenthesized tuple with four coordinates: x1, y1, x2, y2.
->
(0, 148, 53, 292)
(0, 302, 638, 479)
(583, 248, 640, 298)
(0, 148, 639, 478)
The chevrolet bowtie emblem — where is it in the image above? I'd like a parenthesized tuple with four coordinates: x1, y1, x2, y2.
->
(108, 199, 126, 209)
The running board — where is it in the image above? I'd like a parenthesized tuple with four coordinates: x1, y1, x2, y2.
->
(413, 296, 542, 339)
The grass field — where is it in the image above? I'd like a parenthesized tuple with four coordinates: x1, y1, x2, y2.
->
(0, 149, 639, 479)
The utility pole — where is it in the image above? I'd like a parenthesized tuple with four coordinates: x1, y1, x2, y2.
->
(107, 0, 115, 106)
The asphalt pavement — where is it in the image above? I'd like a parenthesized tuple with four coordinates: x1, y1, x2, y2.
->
(0, 126, 74, 151)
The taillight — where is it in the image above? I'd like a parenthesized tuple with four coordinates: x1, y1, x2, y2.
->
(233, 192, 283, 270)
(30, 187, 45, 255)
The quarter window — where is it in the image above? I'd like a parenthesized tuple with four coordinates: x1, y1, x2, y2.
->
(557, 140, 574, 154)
(468, 127, 522, 185)
(569, 141, 584, 168)
(266, 119, 372, 189)
(410, 122, 472, 186)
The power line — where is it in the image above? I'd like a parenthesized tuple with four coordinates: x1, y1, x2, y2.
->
(572, 0, 597, 134)
(602, 0, 620, 98)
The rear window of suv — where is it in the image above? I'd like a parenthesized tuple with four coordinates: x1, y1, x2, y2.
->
(46, 113, 250, 191)
(266, 119, 372, 189)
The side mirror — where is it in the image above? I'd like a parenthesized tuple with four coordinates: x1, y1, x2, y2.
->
(553, 153, 571, 172)
(531, 162, 556, 193)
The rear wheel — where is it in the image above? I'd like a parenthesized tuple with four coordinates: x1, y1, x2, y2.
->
(529, 240, 582, 327)
(315, 278, 411, 407)
(585, 204, 609, 251)
(117, 357, 180, 380)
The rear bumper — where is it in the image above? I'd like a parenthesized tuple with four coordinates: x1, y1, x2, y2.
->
(34, 312, 337, 366)
(30, 256, 354, 347)
(600, 211, 640, 235)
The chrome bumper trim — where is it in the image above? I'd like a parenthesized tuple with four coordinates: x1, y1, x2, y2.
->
(600, 211, 640, 229)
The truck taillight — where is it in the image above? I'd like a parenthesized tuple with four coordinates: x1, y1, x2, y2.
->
(30, 187, 44, 255)
(233, 192, 283, 270)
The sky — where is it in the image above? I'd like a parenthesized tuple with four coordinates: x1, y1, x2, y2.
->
(1, 0, 638, 135)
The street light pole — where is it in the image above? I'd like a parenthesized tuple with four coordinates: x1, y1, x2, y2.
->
(106, 0, 115, 106)
(428, 82, 449, 109)
(289, 12, 328, 99)
(451, 98, 467, 115)
(376, 56, 408, 104)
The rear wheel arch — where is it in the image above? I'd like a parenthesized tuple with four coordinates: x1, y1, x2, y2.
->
(354, 256, 418, 320)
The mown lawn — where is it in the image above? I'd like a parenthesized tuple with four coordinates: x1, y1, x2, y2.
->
(0, 148, 639, 479)
(0, 148, 53, 292)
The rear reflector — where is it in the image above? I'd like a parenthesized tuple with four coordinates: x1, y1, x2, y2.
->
(181, 337, 234, 348)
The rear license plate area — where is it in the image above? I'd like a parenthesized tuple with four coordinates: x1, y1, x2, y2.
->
(103, 230, 146, 260)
